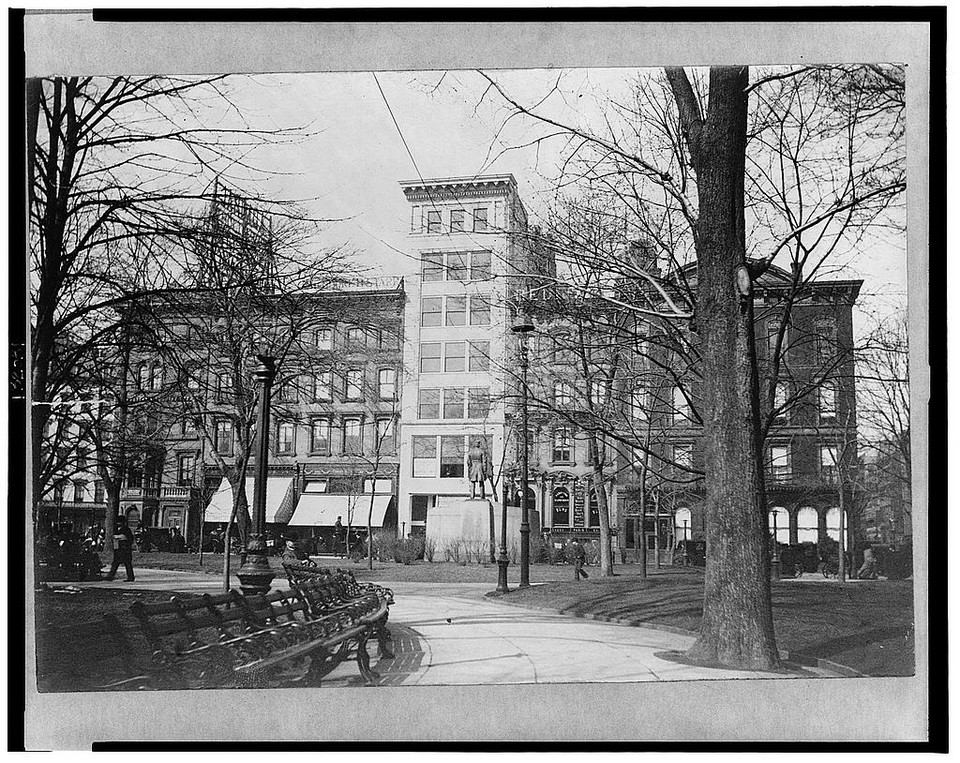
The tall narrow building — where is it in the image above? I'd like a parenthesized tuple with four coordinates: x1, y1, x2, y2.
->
(396, 175, 531, 538)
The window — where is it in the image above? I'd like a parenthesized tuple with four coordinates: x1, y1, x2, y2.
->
(451, 209, 465, 232)
(181, 417, 198, 436)
(277, 422, 296, 454)
(217, 373, 232, 403)
(177, 454, 196, 486)
(554, 380, 574, 406)
(552, 487, 570, 526)
(310, 419, 331, 454)
(94, 481, 105, 504)
(412, 436, 437, 477)
(445, 296, 467, 326)
(773, 382, 789, 421)
(820, 445, 838, 482)
(470, 251, 492, 280)
(422, 252, 444, 282)
(278, 380, 297, 403)
(375, 417, 396, 452)
(411, 494, 431, 521)
(769, 446, 790, 480)
(314, 327, 333, 350)
(473, 207, 488, 232)
(345, 326, 365, 347)
(673, 443, 693, 471)
(73, 482, 85, 503)
(313, 370, 332, 402)
(420, 342, 442, 373)
(343, 418, 362, 455)
(469, 296, 490, 325)
(766, 321, 781, 359)
(418, 388, 440, 419)
(443, 388, 465, 419)
(185, 365, 201, 393)
(421, 297, 443, 327)
(303, 479, 328, 493)
(797, 507, 819, 543)
(440, 436, 466, 478)
(151, 363, 164, 391)
(444, 342, 466, 372)
(631, 383, 648, 421)
(447, 252, 469, 281)
(589, 489, 601, 528)
(468, 387, 490, 419)
(345, 369, 363, 400)
(137, 363, 149, 390)
(815, 319, 837, 364)
(426, 209, 442, 233)
(469, 341, 490, 371)
(378, 368, 397, 400)
(552, 427, 573, 463)
(215, 420, 234, 455)
(819, 383, 837, 422)
(673, 387, 690, 422)
(553, 336, 575, 364)
(590, 379, 607, 406)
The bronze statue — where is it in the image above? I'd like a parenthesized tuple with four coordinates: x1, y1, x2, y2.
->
(467, 439, 492, 499)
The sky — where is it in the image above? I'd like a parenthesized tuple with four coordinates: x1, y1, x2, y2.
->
(191, 68, 908, 331)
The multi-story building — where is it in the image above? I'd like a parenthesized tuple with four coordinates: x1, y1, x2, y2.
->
(42, 174, 863, 562)
(395, 175, 534, 537)
(622, 264, 864, 557)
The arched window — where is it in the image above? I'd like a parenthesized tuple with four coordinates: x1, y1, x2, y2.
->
(674, 508, 693, 539)
(588, 488, 600, 527)
(552, 487, 570, 526)
(825, 507, 850, 543)
(797, 507, 819, 543)
(767, 507, 789, 544)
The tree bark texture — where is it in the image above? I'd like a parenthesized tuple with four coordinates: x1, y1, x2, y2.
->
(666, 66, 780, 669)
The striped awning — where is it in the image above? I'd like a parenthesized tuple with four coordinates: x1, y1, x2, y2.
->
(288, 494, 392, 528)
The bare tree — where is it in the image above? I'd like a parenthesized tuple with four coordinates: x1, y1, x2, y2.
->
(28, 74, 323, 525)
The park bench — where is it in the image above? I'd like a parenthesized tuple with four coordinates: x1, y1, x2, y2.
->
(130, 582, 393, 689)
(35, 611, 152, 692)
(282, 563, 394, 671)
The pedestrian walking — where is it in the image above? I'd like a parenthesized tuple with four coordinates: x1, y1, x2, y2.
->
(571, 539, 589, 581)
(334, 516, 345, 558)
(104, 515, 135, 582)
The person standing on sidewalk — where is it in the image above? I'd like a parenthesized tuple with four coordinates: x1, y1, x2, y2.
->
(104, 515, 135, 582)
(571, 539, 589, 581)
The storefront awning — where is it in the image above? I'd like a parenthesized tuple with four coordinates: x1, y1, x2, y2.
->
(288, 494, 392, 528)
(202, 478, 292, 524)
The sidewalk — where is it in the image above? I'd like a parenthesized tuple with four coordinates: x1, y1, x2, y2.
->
(41, 570, 837, 684)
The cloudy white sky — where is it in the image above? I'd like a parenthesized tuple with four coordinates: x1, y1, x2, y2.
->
(210, 68, 907, 333)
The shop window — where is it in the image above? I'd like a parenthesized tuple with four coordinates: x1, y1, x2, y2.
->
(552, 487, 570, 526)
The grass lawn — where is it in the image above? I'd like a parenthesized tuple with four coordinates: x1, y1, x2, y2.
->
(498, 571, 915, 677)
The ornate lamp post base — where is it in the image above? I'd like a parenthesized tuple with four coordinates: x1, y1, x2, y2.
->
(236, 534, 275, 596)
(496, 554, 510, 594)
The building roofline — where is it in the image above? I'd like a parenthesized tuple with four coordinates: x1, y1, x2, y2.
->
(399, 174, 518, 190)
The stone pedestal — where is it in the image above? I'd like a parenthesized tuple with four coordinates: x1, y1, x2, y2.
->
(425, 498, 540, 553)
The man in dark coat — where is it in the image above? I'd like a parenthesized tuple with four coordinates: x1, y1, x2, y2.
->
(104, 515, 135, 582)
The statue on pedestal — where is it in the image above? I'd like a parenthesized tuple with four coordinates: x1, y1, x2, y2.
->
(467, 440, 492, 500)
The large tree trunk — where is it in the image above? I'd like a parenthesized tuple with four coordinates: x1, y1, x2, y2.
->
(666, 66, 780, 669)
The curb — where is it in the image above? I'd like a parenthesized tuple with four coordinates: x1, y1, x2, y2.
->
(485, 592, 867, 678)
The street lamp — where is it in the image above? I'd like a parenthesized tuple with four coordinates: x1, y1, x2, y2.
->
(770, 508, 781, 580)
(512, 311, 535, 588)
(236, 354, 277, 596)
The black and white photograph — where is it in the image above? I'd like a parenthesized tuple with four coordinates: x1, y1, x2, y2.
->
(17, 12, 937, 749)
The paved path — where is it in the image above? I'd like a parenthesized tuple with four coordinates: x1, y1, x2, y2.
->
(43, 569, 833, 684)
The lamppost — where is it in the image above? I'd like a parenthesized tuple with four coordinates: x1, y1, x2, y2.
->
(512, 311, 535, 588)
(682, 518, 690, 566)
(495, 477, 510, 593)
(236, 355, 277, 596)
(770, 508, 781, 580)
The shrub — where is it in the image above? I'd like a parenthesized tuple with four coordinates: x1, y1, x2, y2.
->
(372, 531, 398, 562)
(423, 536, 437, 563)
(395, 537, 423, 565)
